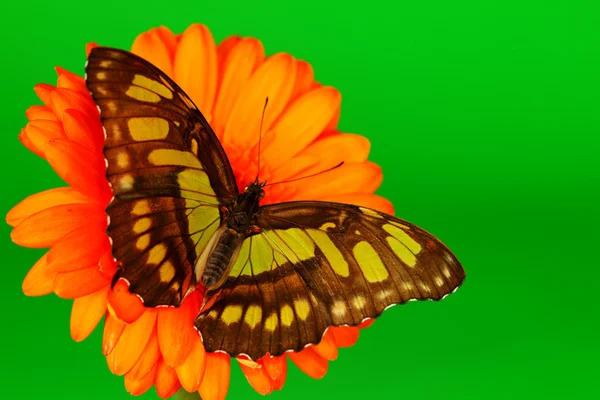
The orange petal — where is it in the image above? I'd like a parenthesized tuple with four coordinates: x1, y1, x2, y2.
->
(19, 130, 44, 158)
(47, 137, 104, 173)
(316, 128, 339, 141)
(24, 120, 65, 157)
(11, 203, 104, 248)
(326, 106, 341, 131)
(216, 35, 242, 67)
(155, 26, 180, 51)
(272, 365, 287, 391)
(70, 286, 108, 341)
(128, 332, 160, 381)
(287, 162, 382, 200)
(103, 312, 126, 355)
(63, 109, 103, 152)
(268, 154, 319, 183)
(6, 187, 94, 227)
(211, 38, 265, 136)
(71, 108, 104, 150)
(299, 133, 371, 166)
(239, 362, 273, 395)
(175, 336, 207, 392)
(50, 88, 97, 119)
(198, 353, 230, 400)
(124, 364, 157, 396)
(319, 194, 395, 215)
(131, 26, 178, 79)
(22, 253, 55, 296)
(221, 53, 296, 151)
(34, 83, 55, 107)
(262, 86, 341, 168)
(55, 66, 87, 92)
(47, 222, 108, 272)
(156, 359, 182, 399)
(215, 35, 242, 99)
(174, 24, 218, 116)
(312, 330, 338, 361)
(54, 266, 110, 298)
(264, 134, 372, 202)
(45, 139, 111, 203)
(106, 310, 157, 376)
(107, 280, 145, 323)
(26, 105, 57, 121)
(262, 355, 286, 381)
(290, 60, 314, 101)
(288, 347, 328, 379)
(27, 118, 65, 134)
(98, 247, 118, 278)
(157, 291, 201, 367)
(330, 326, 360, 348)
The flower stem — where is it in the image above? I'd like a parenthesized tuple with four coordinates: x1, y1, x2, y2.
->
(174, 389, 201, 400)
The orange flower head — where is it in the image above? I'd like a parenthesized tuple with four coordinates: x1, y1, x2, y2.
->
(8, 24, 389, 399)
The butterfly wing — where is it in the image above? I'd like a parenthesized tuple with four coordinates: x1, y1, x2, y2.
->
(195, 201, 465, 359)
(86, 47, 238, 306)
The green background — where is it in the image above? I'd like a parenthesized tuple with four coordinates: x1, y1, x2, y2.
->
(1, 1, 598, 399)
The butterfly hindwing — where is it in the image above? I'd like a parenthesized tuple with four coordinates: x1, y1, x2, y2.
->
(195, 233, 330, 358)
(86, 48, 237, 306)
(195, 201, 465, 360)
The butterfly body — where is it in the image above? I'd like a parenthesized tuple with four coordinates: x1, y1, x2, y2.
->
(86, 47, 466, 361)
(199, 181, 265, 288)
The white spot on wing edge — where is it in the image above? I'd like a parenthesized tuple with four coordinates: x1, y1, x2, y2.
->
(101, 119, 107, 140)
(441, 285, 462, 300)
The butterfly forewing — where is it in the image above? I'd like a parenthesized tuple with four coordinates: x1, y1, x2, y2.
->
(196, 201, 465, 360)
(85, 48, 237, 306)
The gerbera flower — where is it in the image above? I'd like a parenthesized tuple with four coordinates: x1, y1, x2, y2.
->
(8, 24, 392, 399)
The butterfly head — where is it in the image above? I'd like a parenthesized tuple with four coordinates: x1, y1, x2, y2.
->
(243, 179, 266, 201)
(223, 181, 266, 233)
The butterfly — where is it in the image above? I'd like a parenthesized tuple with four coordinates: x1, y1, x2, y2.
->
(85, 47, 466, 361)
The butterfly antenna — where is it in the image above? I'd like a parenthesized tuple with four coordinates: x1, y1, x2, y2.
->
(256, 97, 269, 184)
(264, 161, 345, 187)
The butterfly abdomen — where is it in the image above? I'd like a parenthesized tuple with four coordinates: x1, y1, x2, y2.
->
(202, 228, 242, 288)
